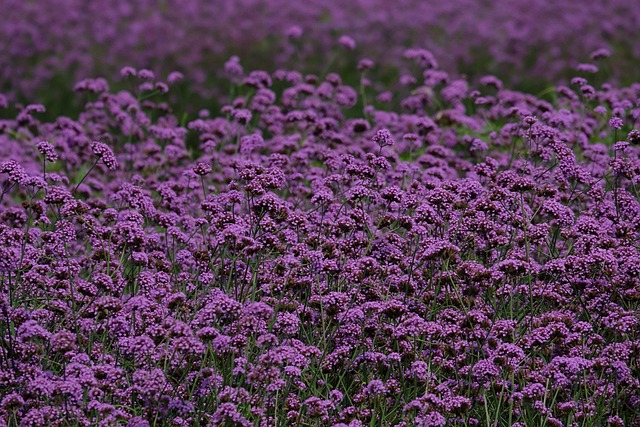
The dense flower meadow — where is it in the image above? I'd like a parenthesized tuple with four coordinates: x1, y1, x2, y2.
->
(1, 2, 640, 427)
(3, 0, 640, 102)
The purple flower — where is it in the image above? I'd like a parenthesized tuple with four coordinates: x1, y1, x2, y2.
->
(232, 108, 252, 125)
(74, 77, 110, 93)
(338, 35, 356, 50)
(1, 160, 29, 184)
(472, 359, 500, 380)
(50, 329, 77, 353)
(17, 320, 51, 342)
(607, 415, 624, 427)
(404, 48, 438, 69)
(90, 141, 118, 170)
(613, 141, 629, 152)
(138, 69, 155, 81)
(167, 71, 184, 84)
(357, 58, 375, 71)
(590, 48, 611, 60)
(36, 141, 58, 162)
(193, 162, 212, 176)
(224, 56, 243, 76)
(244, 71, 272, 88)
(628, 129, 640, 145)
(576, 63, 598, 73)
(120, 66, 137, 78)
(211, 402, 251, 427)
(571, 77, 587, 86)
(240, 133, 265, 154)
(127, 417, 150, 427)
(416, 411, 446, 427)
(609, 117, 624, 129)
(1, 393, 24, 410)
(286, 25, 303, 39)
(372, 129, 395, 148)
(479, 75, 503, 90)
(594, 106, 607, 114)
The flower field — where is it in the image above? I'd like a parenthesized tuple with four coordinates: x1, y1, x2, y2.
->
(0, 1, 639, 426)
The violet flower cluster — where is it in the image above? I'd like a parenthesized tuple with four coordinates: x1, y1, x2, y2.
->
(0, 24, 640, 427)
(2, 0, 640, 101)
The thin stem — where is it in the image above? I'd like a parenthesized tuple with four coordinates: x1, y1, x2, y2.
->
(72, 160, 99, 194)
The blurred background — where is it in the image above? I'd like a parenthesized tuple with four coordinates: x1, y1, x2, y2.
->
(2, 0, 639, 112)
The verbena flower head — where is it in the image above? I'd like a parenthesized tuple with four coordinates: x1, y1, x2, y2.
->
(609, 117, 624, 129)
(372, 129, 394, 148)
(36, 141, 58, 162)
(90, 141, 118, 170)
(193, 162, 212, 176)
(338, 35, 356, 50)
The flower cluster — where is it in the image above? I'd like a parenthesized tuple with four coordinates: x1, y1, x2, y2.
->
(2, 0, 640, 102)
(1, 17, 640, 427)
